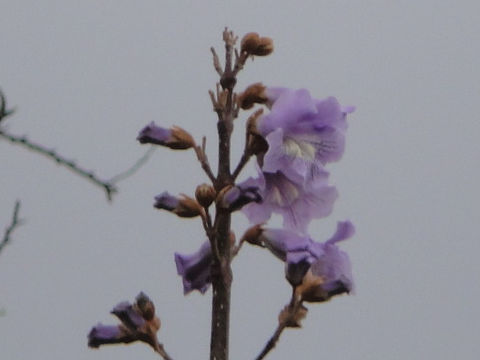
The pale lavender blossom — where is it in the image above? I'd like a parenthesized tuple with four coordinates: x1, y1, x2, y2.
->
(258, 88, 354, 185)
(175, 241, 212, 294)
(242, 167, 337, 232)
(260, 221, 355, 299)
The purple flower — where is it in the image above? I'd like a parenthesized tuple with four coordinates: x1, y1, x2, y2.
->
(258, 88, 354, 185)
(111, 301, 145, 331)
(218, 185, 262, 212)
(88, 324, 130, 348)
(260, 221, 355, 301)
(175, 241, 212, 294)
(242, 168, 337, 232)
(137, 122, 194, 149)
(87, 293, 161, 349)
(154, 191, 202, 218)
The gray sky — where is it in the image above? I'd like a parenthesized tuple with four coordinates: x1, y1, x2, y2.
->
(1, 1, 479, 359)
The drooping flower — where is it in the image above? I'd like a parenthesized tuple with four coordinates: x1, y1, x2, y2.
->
(257, 221, 355, 301)
(137, 122, 195, 150)
(241, 167, 337, 232)
(88, 292, 161, 349)
(175, 241, 212, 294)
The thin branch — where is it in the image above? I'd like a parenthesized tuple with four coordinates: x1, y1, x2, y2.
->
(0, 130, 117, 201)
(109, 146, 156, 184)
(254, 295, 303, 360)
(210, 47, 223, 76)
(154, 342, 174, 360)
(0, 200, 23, 256)
(193, 137, 216, 183)
(255, 322, 288, 360)
(0, 89, 15, 123)
(232, 109, 263, 180)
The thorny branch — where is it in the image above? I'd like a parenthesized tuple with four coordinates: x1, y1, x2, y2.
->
(0, 200, 23, 256)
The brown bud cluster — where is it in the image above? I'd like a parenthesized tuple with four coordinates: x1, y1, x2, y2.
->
(241, 32, 274, 56)
(238, 83, 268, 110)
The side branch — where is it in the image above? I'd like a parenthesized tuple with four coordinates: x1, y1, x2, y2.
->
(0, 200, 23, 256)
(255, 295, 304, 360)
(0, 131, 117, 201)
(109, 146, 156, 184)
(194, 137, 216, 183)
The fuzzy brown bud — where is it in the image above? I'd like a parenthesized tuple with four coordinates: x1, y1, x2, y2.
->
(278, 303, 308, 328)
(238, 83, 267, 110)
(241, 32, 274, 56)
(135, 292, 156, 321)
(169, 126, 196, 149)
(195, 183, 216, 208)
(241, 224, 264, 246)
(175, 194, 203, 217)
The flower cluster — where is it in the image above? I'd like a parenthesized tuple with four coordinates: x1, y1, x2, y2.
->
(88, 30, 356, 359)
(88, 292, 161, 350)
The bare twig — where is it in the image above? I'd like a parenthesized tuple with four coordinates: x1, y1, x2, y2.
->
(0, 130, 117, 201)
(109, 146, 156, 184)
(210, 47, 223, 76)
(193, 137, 216, 183)
(154, 342, 174, 360)
(0, 200, 23, 256)
(255, 295, 303, 360)
(0, 90, 15, 123)
(232, 109, 263, 180)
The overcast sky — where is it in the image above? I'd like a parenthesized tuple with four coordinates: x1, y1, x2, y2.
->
(1, 1, 480, 359)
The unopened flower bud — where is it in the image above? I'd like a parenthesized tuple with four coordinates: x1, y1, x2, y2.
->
(195, 183, 216, 208)
(237, 83, 267, 110)
(241, 224, 264, 247)
(278, 303, 308, 328)
(137, 122, 195, 150)
(241, 32, 274, 56)
(217, 185, 262, 212)
(135, 292, 155, 321)
(88, 292, 161, 350)
(154, 192, 203, 218)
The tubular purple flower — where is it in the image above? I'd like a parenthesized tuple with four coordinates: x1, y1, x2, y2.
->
(260, 221, 355, 298)
(175, 241, 212, 294)
(257, 88, 354, 186)
(154, 192, 203, 218)
(241, 168, 337, 233)
(88, 324, 129, 348)
(111, 301, 145, 331)
(137, 122, 195, 149)
(87, 292, 161, 350)
(154, 192, 179, 211)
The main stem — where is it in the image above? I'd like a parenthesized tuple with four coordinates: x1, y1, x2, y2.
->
(210, 31, 236, 360)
